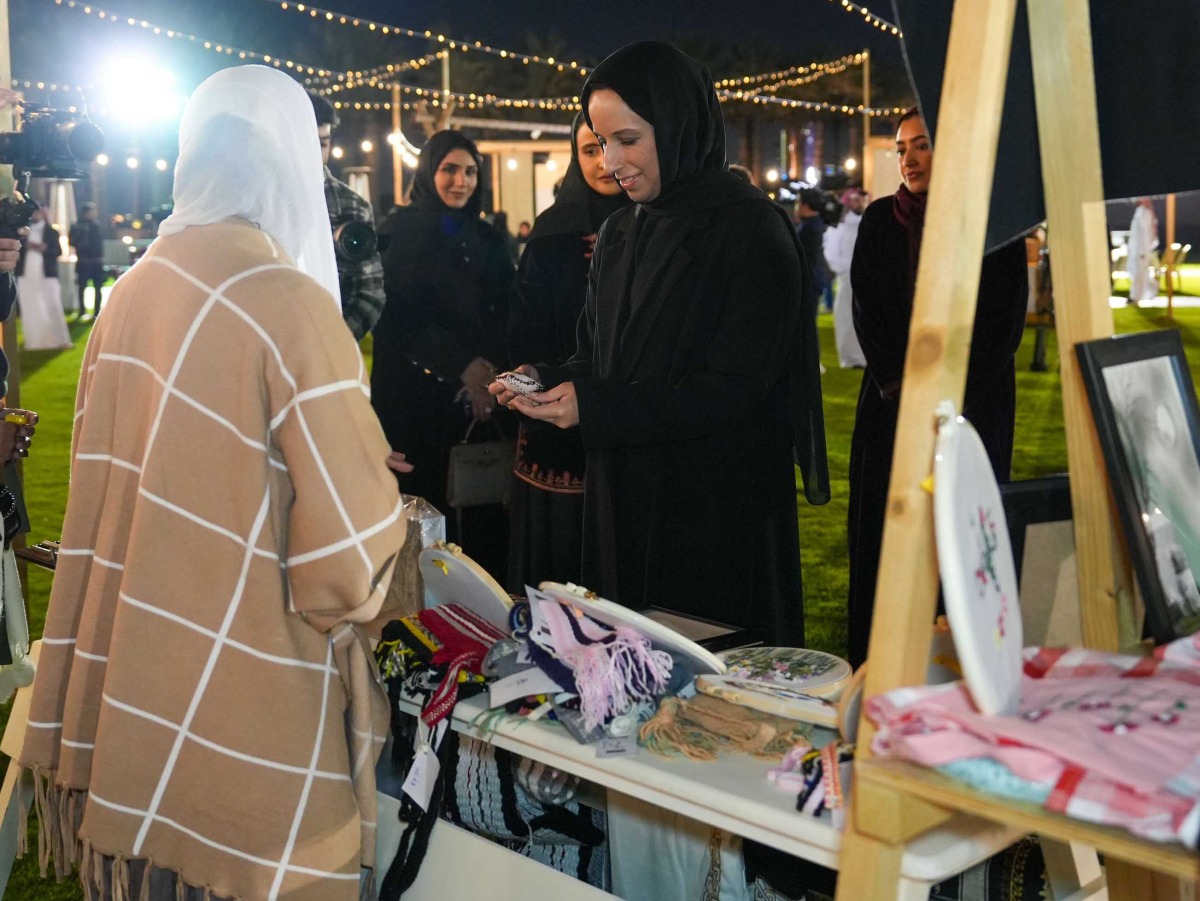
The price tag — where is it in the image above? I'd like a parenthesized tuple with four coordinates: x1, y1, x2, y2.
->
(402, 745, 440, 811)
(489, 667, 565, 708)
(402, 720, 448, 812)
(596, 734, 638, 759)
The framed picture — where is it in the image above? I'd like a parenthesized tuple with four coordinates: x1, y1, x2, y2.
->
(1077, 330, 1200, 643)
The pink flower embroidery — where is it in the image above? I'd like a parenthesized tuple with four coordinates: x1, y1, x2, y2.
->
(1023, 708, 1052, 722)
(1099, 721, 1138, 735)
(1153, 711, 1180, 726)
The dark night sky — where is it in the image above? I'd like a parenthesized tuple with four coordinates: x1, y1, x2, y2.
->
(11, 0, 909, 91)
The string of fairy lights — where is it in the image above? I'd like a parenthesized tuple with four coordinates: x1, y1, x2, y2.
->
(264, 0, 592, 76)
(827, 0, 902, 37)
(49, 0, 341, 77)
(38, 0, 908, 119)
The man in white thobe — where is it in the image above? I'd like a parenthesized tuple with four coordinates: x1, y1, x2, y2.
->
(825, 188, 869, 368)
(1127, 197, 1159, 304)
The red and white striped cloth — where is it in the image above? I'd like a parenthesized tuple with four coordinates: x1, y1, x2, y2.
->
(417, 604, 506, 727)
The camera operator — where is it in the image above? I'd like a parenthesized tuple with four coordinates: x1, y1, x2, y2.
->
(795, 187, 838, 318)
(308, 92, 385, 340)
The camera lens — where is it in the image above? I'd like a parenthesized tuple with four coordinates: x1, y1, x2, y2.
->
(333, 220, 378, 264)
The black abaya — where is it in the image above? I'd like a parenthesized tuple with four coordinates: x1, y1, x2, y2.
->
(371, 132, 516, 581)
(846, 194, 1029, 668)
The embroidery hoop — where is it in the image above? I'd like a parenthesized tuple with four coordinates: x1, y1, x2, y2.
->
(419, 541, 513, 632)
(537, 581, 727, 675)
(934, 401, 1024, 716)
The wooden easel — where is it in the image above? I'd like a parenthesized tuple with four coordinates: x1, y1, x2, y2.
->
(835, 0, 1200, 898)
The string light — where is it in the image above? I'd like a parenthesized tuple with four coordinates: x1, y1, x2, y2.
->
(48, 0, 339, 78)
(827, 0, 902, 37)
(304, 52, 443, 88)
(715, 52, 866, 90)
(265, 0, 592, 76)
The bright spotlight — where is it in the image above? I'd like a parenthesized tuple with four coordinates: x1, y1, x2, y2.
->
(155, 159, 168, 171)
(331, 146, 344, 160)
(95, 153, 110, 166)
(361, 139, 374, 153)
(545, 159, 558, 172)
(805, 166, 819, 184)
(126, 156, 139, 170)
(844, 157, 858, 171)
(101, 56, 183, 124)
(121, 235, 134, 245)
(506, 157, 518, 171)
(386, 132, 399, 146)
(766, 168, 779, 183)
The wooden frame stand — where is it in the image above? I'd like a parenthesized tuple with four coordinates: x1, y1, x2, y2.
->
(836, 0, 1197, 898)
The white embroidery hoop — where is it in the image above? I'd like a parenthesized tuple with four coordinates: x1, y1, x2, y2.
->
(934, 401, 1023, 715)
(419, 541, 513, 632)
(537, 581, 727, 675)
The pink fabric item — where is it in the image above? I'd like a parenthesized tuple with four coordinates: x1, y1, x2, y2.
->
(867, 646, 1200, 846)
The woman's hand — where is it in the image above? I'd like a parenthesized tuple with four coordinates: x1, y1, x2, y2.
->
(512, 382, 578, 429)
(386, 451, 414, 473)
(0, 409, 37, 464)
(488, 364, 541, 407)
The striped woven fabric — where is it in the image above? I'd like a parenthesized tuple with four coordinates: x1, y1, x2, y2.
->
(417, 605, 506, 727)
(19, 221, 407, 901)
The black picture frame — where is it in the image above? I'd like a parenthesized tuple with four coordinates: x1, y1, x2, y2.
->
(1077, 329, 1200, 643)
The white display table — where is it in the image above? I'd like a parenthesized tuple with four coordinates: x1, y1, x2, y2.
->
(378, 693, 1102, 901)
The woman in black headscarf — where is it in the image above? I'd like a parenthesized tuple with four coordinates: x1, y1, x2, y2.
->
(505, 112, 630, 590)
(372, 130, 515, 579)
(493, 42, 829, 645)
(846, 108, 1028, 668)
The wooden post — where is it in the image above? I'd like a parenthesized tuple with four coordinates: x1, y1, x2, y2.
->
(392, 85, 403, 205)
(853, 0, 1021, 756)
(1027, 0, 1135, 651)
(1166, 193, 1177, 321)
(0, 0, 16, 411)
(862, 49, 872, 189)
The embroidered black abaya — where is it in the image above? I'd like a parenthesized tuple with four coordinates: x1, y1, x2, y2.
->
(539, 43, 829, 645)
(505, 113, 631, 591)
(846, 189, 1028, 668)
(371, 131, 515, 579)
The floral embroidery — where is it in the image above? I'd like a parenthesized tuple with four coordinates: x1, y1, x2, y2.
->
(1098, 721, 1139, 735)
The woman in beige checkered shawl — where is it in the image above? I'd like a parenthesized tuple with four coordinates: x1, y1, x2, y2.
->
(19, 66, 408, 900)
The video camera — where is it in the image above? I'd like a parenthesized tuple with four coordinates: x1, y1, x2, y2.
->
(333, 217, 377, 264)
(0, 103, 105, 239)
(798, 187, 844, 229)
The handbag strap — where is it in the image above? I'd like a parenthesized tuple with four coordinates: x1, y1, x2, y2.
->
(460, 418, 507, 444)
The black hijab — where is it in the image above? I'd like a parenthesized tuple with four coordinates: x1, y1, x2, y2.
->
(410, 130, 485, 218)
(528, 112, 631, 241)
(580, 41, 756, 215)
(579, 41, 829, 504)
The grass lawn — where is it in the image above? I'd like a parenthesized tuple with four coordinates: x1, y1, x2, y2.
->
(3, 304, 1199, 898)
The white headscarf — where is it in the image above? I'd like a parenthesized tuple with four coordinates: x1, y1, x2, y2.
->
(157, 65, 339, 309)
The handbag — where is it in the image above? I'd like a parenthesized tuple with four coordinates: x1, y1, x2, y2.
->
(445, 420, 516, 509)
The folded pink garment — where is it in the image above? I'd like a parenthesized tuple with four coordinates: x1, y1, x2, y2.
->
(867, 646, 1200, 846)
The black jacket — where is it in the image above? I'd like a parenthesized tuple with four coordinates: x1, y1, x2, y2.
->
(16, 224, 62, 279)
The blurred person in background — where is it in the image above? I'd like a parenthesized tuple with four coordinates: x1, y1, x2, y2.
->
(69, 200, 105, 318)
(824, 187, 868, 368)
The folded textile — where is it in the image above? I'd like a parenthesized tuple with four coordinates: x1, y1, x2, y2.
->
(417, 604, 507, 726)
(868, 646, 1200, 845)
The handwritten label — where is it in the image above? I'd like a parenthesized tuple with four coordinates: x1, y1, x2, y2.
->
(489, 668, 565, 708)
(402, 745, 440, 811)
(596, 735, 638, 759)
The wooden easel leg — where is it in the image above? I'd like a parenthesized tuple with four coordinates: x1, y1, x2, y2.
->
(835, 820, 906, 901)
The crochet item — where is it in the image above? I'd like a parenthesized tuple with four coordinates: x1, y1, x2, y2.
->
(640, 694, 813, 762)
(536, 599, 673, 731)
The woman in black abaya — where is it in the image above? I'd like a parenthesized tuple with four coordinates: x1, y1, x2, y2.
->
(505, 112, 630, 590)
(493, 41, 829, 646)
(372, 130, 515, 580)
(846, 108, 1028, 668)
